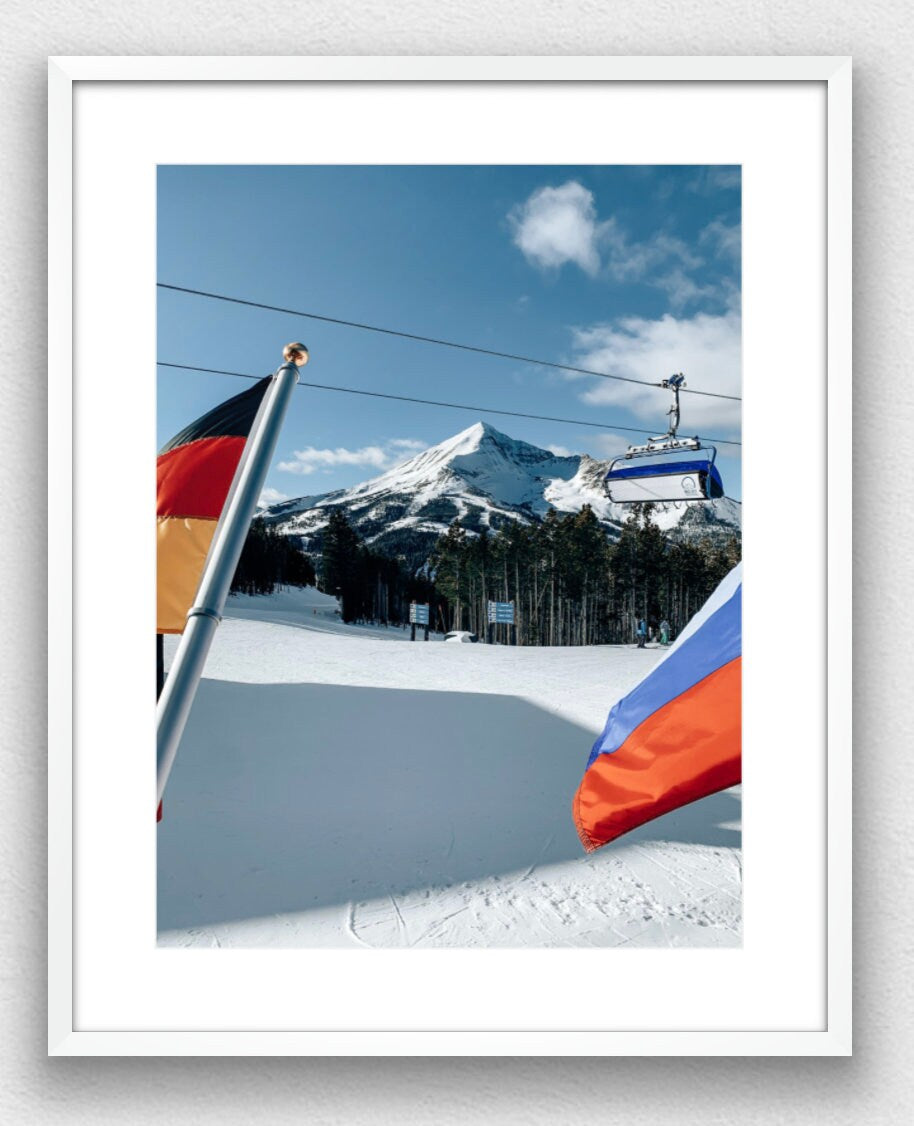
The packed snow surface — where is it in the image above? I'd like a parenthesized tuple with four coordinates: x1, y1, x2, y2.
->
(158, 586, 741, 948)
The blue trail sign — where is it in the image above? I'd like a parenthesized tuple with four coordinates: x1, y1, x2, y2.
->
(409, 602, 430, 625)
(487, 600, 515, 625)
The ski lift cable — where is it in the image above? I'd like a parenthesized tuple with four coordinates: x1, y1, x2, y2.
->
(157, 361, 743, 447)
(157, 282, 742, 403)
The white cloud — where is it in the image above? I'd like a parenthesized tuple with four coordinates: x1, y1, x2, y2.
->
(653, 268, 719, 311)
(700, 218, 741, 262)
(258, 486, 289, 507)
(688, 167, 741, 194)
(278, 445, 390, 475)
(278, 437, 429, 476)
(572, 309, 742, 433)
(589, 433, 637, 460)
(546, 434, 634, 462)
(388, 438, 428, 452)
(509, 181, 738, 310)
(509, 181, 602, 275)
(602, 222, 703, 284)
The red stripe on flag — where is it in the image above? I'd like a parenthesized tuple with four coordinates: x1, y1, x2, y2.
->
(156, 435, 247, 519)
(573, 657, 742, 851)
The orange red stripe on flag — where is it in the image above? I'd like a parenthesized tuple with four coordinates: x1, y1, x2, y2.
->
(572, 564, 742, 851)
(157, 435, 247, 519)
(573, 656, 741, 851)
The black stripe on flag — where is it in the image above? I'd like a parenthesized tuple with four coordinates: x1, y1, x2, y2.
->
(159, 376, 272, 455)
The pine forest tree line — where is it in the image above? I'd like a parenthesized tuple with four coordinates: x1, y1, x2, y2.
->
(230, 518, 316, 596)
(316, 504, 740, 645)
(430, 504, 739, 645)
(318, 508, 436, 625)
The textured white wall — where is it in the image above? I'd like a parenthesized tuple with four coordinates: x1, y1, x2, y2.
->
(3, 1, 912, 1120)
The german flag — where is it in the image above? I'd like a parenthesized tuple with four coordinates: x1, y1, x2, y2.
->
(157, 377, 271, 634)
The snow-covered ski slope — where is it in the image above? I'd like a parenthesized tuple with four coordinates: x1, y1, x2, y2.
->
(158, 587, 741, 948)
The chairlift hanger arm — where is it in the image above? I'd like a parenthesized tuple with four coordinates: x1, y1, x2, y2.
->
(659, 372, 686, 439)
(624, 374, 697, 457)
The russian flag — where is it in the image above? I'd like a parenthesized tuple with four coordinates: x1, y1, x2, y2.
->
(573, 563, 742, 851)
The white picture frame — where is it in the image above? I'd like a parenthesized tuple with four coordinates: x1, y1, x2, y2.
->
(48, 55, 852, 1056)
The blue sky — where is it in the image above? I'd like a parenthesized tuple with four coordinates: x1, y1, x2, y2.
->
(157, 165, 741, 503)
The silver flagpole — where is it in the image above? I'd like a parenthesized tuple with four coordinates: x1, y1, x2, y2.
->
(156, 346, 308, 806)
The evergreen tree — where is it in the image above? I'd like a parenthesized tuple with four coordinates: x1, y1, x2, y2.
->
(320, 508, 361, 621)
(230, 519, 316, 596)
(430, 519, 467, 630)
(425, 500, 740, 647)
(247, 496, 742, 646)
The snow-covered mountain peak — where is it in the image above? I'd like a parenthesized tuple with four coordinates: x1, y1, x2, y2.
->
(397, 419, 496, 471)
(265, 420, 742, 566)
(443, 419, 493, 451)
(342, 419, 578, 505)
(407, 419, 547, 464)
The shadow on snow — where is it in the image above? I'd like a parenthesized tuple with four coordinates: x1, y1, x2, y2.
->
(157, 679, 741, 932)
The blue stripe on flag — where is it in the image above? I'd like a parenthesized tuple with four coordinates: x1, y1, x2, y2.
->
(586, 583, 741, 768)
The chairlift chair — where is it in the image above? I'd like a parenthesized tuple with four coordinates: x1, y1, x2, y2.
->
(604, 373, 725, 505)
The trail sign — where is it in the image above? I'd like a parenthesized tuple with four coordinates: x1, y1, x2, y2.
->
(487, 600, 515, 625)
(409, 602, 430, 626)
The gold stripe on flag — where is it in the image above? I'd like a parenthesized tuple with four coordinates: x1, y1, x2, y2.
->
(156, 516, 217, 634)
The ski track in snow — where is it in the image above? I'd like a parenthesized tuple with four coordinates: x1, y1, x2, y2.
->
(157, 586, 742, 949)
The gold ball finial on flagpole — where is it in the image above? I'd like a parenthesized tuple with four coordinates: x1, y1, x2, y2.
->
(283, 342, 310, 367)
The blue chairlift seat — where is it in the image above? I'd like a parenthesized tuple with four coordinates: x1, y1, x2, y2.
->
(605, 449, 724, 504)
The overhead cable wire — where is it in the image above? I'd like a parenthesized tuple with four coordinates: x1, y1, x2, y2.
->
(157, 282, 742, 403)
(157, 361, 743, 447)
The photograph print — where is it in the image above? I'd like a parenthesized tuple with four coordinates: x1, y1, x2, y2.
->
(155, 164, 742, 949)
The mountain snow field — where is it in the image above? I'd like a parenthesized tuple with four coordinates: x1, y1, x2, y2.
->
(158, 586, 742, 949)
